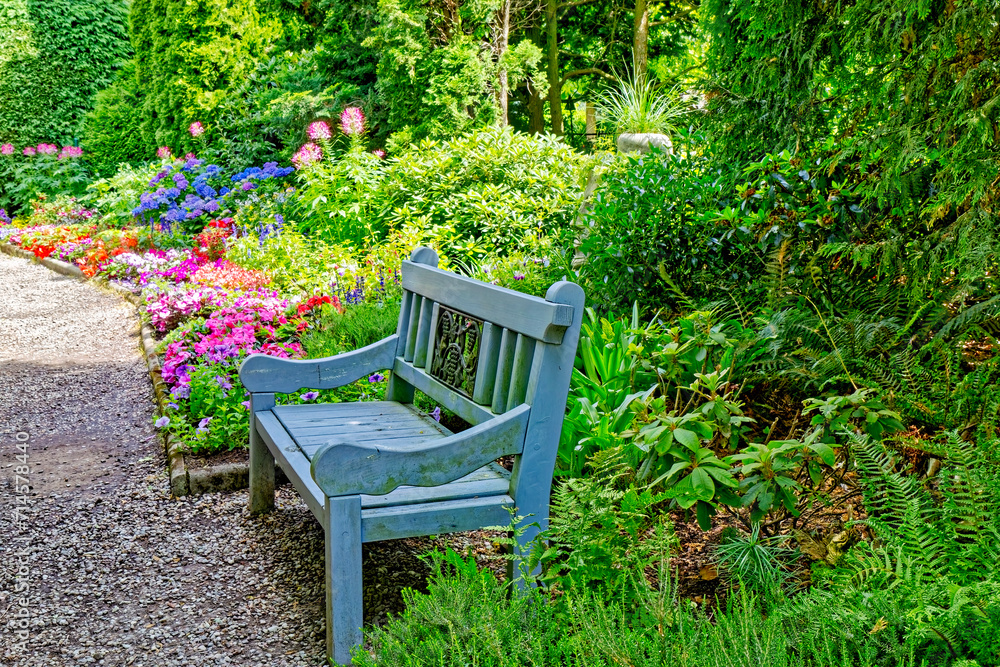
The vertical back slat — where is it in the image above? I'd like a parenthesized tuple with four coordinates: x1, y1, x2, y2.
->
(404, 295, 423, 362)
(491, 328, 517, 413)
(505, 335, 536, 409)
(472, 323, 502, 405)
(423, 302, 441, 372)
(395, 290, 415, 354)
(413, 298, 435, 368)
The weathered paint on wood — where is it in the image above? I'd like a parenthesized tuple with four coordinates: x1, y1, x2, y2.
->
(491, 328, 517, 413)
(402, 260, 574, 343)
(472, 322, 502, 405)
(239, 336, 397, 393)
(361, 494, 515, 543)
(326, 494, 363, 665)
(237, 247, 584, 666)
(254, 411, 325, 521)
(359, 463, 510, 508)
(311, 404, 529, 497)
(249, 393, 276, 514)
(390, 358, 497, 425)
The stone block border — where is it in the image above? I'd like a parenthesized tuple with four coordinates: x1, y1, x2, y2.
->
(0, 241, 252, 496)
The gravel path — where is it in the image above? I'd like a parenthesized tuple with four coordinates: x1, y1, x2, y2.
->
(0, 254, 503, 666)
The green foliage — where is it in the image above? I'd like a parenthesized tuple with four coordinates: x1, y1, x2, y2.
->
(715, 523, 797, 595)
(81, 60, 146, 177)
(365, 0, 545, 143)
(703, 0, 1000, 222)
(83, 162, 161, 228)
(0, 0, 130, 148)
(128, 0, 314, 156)
(534, 450, 673, 598)
(1, 151, 92, 214)
(300, 299, 402, 359)
(574, 143, 742, 312)
(170, 363, 249, 455)
(209, 49, 347, 172)
(595, 71, 689, 135)
(849, 432, 1000, 586)
(294, 146, 388, 245)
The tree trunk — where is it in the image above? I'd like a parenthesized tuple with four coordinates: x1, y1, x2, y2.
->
(497, 0, 511, 125)
(527, 26, 545, 134)
(545, 0, 562, 135)
(633, 0, 648, 80)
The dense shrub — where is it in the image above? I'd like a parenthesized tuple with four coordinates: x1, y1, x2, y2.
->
(0, 0, 131, 148)
(208, 50, 349, 173)
(81, 61, 147, 176)
(128, 0, 316, 156)
(574, 146, 736, 312)
(378, 127, 585, 260)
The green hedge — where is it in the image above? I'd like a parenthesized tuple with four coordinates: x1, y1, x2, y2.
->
(128, 0, 316, 157)
(0, 0, 130, 147)
(81, 61, 146, 176)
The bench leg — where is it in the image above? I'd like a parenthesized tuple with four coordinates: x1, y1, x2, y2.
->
(326, 495, 364, 666)
(249, 395, 276, 514)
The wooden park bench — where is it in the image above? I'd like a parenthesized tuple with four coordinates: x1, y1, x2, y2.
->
(238, 247, 585, 665)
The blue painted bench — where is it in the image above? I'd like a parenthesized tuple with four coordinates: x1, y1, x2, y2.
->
(238, 247, 584, 665)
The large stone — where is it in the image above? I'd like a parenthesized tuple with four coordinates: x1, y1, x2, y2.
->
(616, 132, 673, 155)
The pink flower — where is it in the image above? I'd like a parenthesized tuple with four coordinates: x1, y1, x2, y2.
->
(23, 147, 35, 156)
(37, 143, 58, 155)
(372, 149, 386, 159)
(291, 142, 322, 169)
(57, 146, 83, 160)
(156, 146, 173, 159)
(340, 107, 365, 136)
(189, 121, 205, 137)
(0, 143, 13, 155)
(308, 121, 331, 140)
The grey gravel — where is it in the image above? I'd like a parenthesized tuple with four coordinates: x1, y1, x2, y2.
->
(0, 254, 503, 666)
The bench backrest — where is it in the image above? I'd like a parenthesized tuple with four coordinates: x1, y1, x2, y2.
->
(386, 248, 584, 434)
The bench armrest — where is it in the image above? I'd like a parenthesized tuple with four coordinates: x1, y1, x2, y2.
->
(311, 403, 531, 497)
(239, 335, 398, 394)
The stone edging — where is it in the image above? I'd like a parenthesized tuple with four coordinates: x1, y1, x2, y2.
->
(0, 240, 251, 496)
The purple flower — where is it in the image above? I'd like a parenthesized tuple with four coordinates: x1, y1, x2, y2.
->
(513, 272, 525, 281)
(215, 375, 232, 391)
(369, 373, 385, 383)
(431, 407, 441, 422)
(241, 400, 251, 410)
(171, 385, 191, 399)
(154, 416, 170, 428)
(198, 417, 212, 429)
(301, 391, 320, 402)
(167, 402, 179, 410)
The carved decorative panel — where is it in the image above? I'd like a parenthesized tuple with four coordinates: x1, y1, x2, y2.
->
(429, 306, 482, 397)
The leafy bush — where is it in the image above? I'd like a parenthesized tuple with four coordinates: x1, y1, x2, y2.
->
(574, 145, 739, 312)
(209, 49, 349, 172)
(379, 127, 585, 262)
(81, 60, 146, 176)
(0, 145, 92, 214)
(0, 0, 130, 148)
